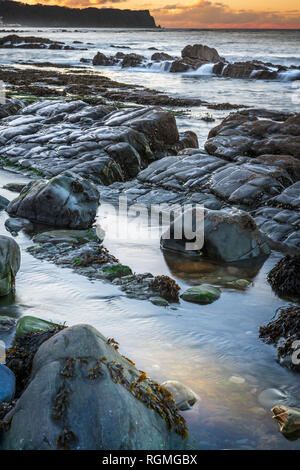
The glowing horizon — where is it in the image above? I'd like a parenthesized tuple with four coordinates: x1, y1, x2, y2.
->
(17, 0, 300, 28)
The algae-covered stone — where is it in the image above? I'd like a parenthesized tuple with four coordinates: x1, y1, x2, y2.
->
(161, 380, 198, 410)
(1, 324, 189, 450)
(0, 236, 21, 297)
(0, 364, 16, 404)
(272, 405, 300, 435)
(150, 297, 169, 307)
(33, 228, 101, 245)
(234, 279, 251, 288)
(0, 316, 16, 332)
(16, 316, 60, 338)
(102, 264, 132, 280)
(181, 284, 221, 304)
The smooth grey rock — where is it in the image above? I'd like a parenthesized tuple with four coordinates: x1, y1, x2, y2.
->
(0, 315, 16, 332)
(7, 172, 100, 229)
(1, 324, 189, 450)
(0, 364, 16, 404)
(5, 217, 33, 235)
(161, 381, 198, 410)
(0, 236, 21, 296)
(0, 196, 9, 210)
(161, 208, 270, 263)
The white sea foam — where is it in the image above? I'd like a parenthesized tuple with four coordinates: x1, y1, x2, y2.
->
(185, 63, 215, 76)
(278, 69, 300, 82)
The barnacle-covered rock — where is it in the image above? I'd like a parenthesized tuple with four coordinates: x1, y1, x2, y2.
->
(0, 324, 189, 450)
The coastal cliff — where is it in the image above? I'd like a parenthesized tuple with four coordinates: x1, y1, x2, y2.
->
(0, 0, 157, 28)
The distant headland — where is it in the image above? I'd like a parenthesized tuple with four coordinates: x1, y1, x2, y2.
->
(0, 0, 157, 28)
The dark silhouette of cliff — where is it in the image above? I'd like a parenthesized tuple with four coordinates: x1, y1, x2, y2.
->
(0, 1, 157, 28)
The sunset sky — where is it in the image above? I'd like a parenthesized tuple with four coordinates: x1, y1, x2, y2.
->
(24, 0, 300, 28)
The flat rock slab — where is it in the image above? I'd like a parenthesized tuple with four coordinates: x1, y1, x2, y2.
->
(0, 101, 197, 185)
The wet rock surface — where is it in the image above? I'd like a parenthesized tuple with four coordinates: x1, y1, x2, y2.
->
(0, 101, 197, 183)
(101, 108, 299, 253)
(148, 43, 300, 81)
(7, 172, 100, 229)
(161, 381, 198, 411)
(0, 316, 16, 332)
(0, 324, 189, 450)
(0, 34, 85, 51)
(205, 109, 300, 160)
(161, 208, 270, 262)
(260, 305, 300, 372)
(267, 254, 300, 300)
(272, 405, 300, 437)
(1, 64, 204, 108)
(0, 236, 21, 297)
(181, 284, 221, 305)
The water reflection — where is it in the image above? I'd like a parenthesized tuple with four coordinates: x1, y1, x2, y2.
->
(162, 250, 267, 288)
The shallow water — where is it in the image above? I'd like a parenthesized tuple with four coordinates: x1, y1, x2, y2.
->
(0, 168, 299, 450)
(0, 28, 300, 449)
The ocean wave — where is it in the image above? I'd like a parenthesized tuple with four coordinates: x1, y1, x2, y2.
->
(184, 63, 215, 76)
(278, 69, 300, 82)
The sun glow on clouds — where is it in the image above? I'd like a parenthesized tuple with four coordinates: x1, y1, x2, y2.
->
(24, 0, 300, 28)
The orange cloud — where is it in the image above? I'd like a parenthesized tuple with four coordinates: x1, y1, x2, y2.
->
(23, 0, 300, 28)
(152, 0, 300, 28)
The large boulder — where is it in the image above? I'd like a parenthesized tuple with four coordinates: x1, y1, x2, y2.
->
(7, 172, 100, 229)
(121, 53, 145, 68)
(0, 236, 21, 297)
(181, 44, 222, 64)
(161, 208, 270, 263)
(92, 52, 113, 66)
(1, 324, 189, 450)
(170, 60, 190, 73)
(151, 52, 175, 61)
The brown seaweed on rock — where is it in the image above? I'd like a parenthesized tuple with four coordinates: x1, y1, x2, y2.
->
(150, 275, 180, 302)
(259, 305, 300, 372)
(6, 327, 64, 397)
(267, 254, 300, 300)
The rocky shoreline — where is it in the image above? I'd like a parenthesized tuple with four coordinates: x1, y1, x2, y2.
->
(0, 54, 299, 449)
(90, 43, 300, 82)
